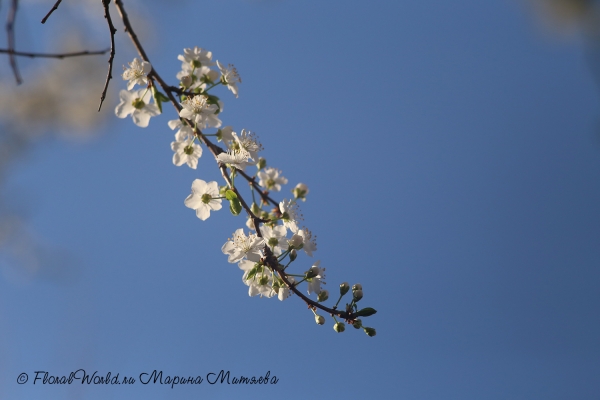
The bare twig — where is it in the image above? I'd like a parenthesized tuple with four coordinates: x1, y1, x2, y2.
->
(0, 47, 109, 58)
(98, 0, 117, 112)
(6, 0, 21, 84)
(40, 0, 63, 24)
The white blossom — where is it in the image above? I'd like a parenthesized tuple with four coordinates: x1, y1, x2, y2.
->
(222, 228, 265, 263)
(179, 95, 221, 129)
(122, 58, 151, 90)
(278, 276, 295, 301)
(178, 46, 215, 69)
(184, 179, 222, 220)
(171, 136, 202, 169)
(216, 149, 253, 171)
(238, 260, 275, 298)
(307, 260, 326, 295)
(298, 227, 317, 256)
(115, 88, 160, 128)
(217, 126, 235, 148)
(217, 61, 241, 98)
(279, 199, 302, 233)
(261, 224, 287, 256)
(258, 167, 287, 192)
(231, 129, 261, 161)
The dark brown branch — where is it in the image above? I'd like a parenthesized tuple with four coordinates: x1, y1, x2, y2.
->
(40, 0, 63, 24)
(98, 0, 116, 112)
(113, 0, 357, 322)
(0, 48, 109, 58)
(6, 0, 21, 84)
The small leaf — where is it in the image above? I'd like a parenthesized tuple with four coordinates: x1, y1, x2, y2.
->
(354, 307, 377, 318)
(225, 189, 238, 200)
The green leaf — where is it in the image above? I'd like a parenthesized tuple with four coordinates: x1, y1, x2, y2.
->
(225, 190, 238, 201)
(151, 87, 169, 113)
(354, 307, 377, 318)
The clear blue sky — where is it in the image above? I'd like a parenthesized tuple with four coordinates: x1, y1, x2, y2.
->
(1, 0, 600, 399)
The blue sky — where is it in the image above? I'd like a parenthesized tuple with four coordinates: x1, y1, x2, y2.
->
(1, 0, 600, 399)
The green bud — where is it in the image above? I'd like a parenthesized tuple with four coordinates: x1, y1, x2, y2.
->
(257, 157, 267, 170)
(340, 282, 349, 296)
(353, 289, 363, 302)
(251, 202, 261, 215)
(352, 283, 362, 292)
(315, 315, 325, 325)
(333, 322, 345, 333)
(289, 249, 297, 261)
(317, 290, 329, 303)
(353, 319, 363, 329)
(363, 327, 376, 337)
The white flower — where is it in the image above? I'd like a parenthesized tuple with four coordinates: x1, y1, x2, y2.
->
(216, 149, 253, 171)
(306, 260, 326, 295)
(217, 126, 235, 148)
(178, 47, 215, 69)
(261, 224, 287, 256)
(171, 137, 202, 169)
(258, 167, 287, 192)
(168, 119, 194, 141)
(287, 233, 303, 249)
(217, 61, 241, 98)
(184, 179, 222, 220)
(122, 58, 151, 90)
(278, 276, 295, 301)
(222, 228, 265, 263)
(298, 227, 317, 256)
(115, 88, 160, 128)
(279, 199, 302, 233)
(179, 95, 221, 129)
(230, 129, 261, 161)
(238, 260, 275, 298)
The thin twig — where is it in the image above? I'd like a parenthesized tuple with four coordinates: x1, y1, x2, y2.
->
(0, 48, 109, 58)
(6, 0, 20, 84)
(98, 0, 116, 112)
(40, 0, 63, 24)
(113, 0, 359, 322)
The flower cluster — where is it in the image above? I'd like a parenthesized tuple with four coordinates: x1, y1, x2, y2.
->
(113, 46, 377, 336)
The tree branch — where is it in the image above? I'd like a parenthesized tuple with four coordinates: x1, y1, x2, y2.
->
(6, 0, 21, 84)
(0, 48, 109, 58)
(98, 0, 116, 112)
(40, 0, 63, 24)
(112, 0, 361, 323)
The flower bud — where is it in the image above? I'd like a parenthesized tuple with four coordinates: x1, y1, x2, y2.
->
(333, 322, 346, 333)
(292, 183, 309, 201)
(340, 282, 349, 296)
(352, 283, 362, 292)
(289, 249, 298, 261)
(180, 75, 192, 88)
(288, 234, 303, 249)
(315, 315, 325, 325)
(353, 319, 363, 329)
(206, 70, 219, 83)
(353, 289, 363, 302)
(257, 157, 267, 170)
(251, 202, 261, 215)
(317, 290, 329, 302)
(363, 327, 376, 337)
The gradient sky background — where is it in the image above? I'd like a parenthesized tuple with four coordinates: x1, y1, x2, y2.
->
(1, 0, 600, 399)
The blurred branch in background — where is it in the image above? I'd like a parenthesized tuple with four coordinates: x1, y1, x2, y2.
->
(0, 36, 111, 283)
(0, 0, 150, 283)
